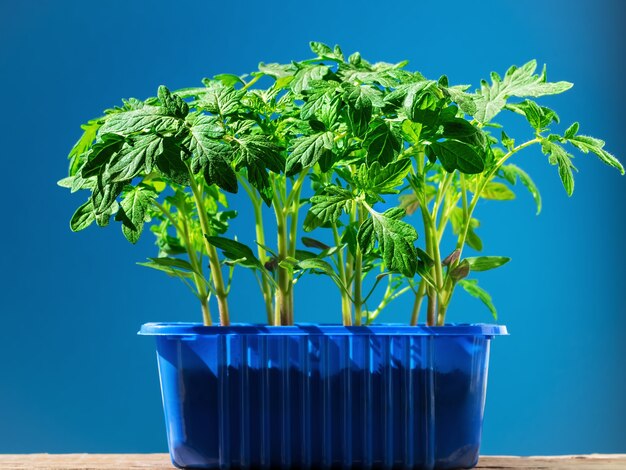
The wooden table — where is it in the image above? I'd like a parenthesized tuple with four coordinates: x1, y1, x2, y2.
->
(0, 454, 624, 469)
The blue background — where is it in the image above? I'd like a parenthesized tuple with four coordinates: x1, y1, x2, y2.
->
(1, 0, 624, 456)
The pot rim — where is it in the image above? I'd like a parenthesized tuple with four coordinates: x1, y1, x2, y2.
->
(139, 322, 508, 337)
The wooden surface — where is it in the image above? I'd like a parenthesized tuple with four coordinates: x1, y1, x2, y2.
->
(0, 454, 624, 469)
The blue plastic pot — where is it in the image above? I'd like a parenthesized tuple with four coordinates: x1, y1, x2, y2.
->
(140, 323, 507, 470)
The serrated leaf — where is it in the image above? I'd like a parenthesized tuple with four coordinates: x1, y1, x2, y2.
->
(458, 279, 497, 320)
(307, 186, 354, 226)
(158, 85, 189, 118)
(358, 207, 418, 276)
(364, 120, 401, 166)
(342, 83, 377, 136)
(200, 85, 245, 116)
(506, 100, 559, 130)
(291, 65, 331, 94)
(115, 184, 157, 243)
(428, 140, 485, 174)
(566, 134, 624, 175)
(233, 135, 284, 205)
(564, 122, 579, 139)
(286, 131, 334, 175)
(81, 134, 126, 178)
(355, 159, 411, 196)
(444, 86, 477, 115)
(107, 134, 164, 182)
(542, 140, 576, 196)
(465, 256, 510, 271)
(187, 117, 237, 193)
(481, 182, 516, 200)
(474, 60, 573, 123)
(99, 105, 184, 135)
(154, 138, 189, 185)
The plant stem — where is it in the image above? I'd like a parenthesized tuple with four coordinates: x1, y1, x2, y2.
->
(332, 222, 352, 325)
(153, 199, 213, 326)
(286, 171, 307, 326)
(187, 169, 230, 326)
(240, 176, 273, 324)
(436, 138, 542, 325)
(410, 280, 426, 326)
(272, 175, 291, 326)
(351, 200, 363, 326)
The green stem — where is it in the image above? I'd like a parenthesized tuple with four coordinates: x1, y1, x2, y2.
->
(438, 138, 542, 324)
(332, 222, 352, 325)
(410, 280, 426, 326)
(187, 168, 230, 326)
(153, 200, 212, 326)
(273, 176, 291, 326)
(351, 200, 363, 326)
(240, 176, 273, 324)
(285, 172, 307, 326)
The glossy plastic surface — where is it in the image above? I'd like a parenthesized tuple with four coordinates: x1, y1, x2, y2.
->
(140, 323, 507, 469)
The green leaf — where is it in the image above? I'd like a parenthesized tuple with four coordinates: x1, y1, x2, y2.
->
(308, 42, 343, 62)
(301, 237, 330, 250)
(258, 62, 296, 79)
(154, 138, 189, 185)
(291, 65, 331, 94)
(115, 184, 157, 243)
(503, 164, 542, 214)
(206, 236, 264, 270)
(481, 182, 516, 200)
(68, 119, 101, 169)
(300, 80, 341, 121)
(443, 86, 477, 115)
(358, 207, 418, 276)
(354, 159, 412, 196)
(401, 120, 422, 144)
(428, 140, 485, 174)
(106, 134, 164, 182)
(158, 85, 189, 118)
(506, 100, 559, 130)
(286, 131, 334, 175)
(137, 257, 195, 279)
(440, 118, 486, 148)
(458, 279, 497, 320)
(232, 135, 284, 205)
(474, 60, 573, 123)
(307, 186, 354, 227)
(342, 83, 374, 136)
(465, 256, 511, 271)
(364, 120, 401, 166)
(70, 200, 95, 232)
(297, 258, 351, 296)
(564, 122, 579, 139)
(566, 134, 624, 175)
(81, 134, 126, 178)
(501, 131, 515, 151)
(199, 85, 244, 116)
(187, 116, 237, 193)
(542, 140, 576, 196)
(99, 106, 184, 135)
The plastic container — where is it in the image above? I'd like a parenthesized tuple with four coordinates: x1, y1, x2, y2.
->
(140, 323, 507, 470)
